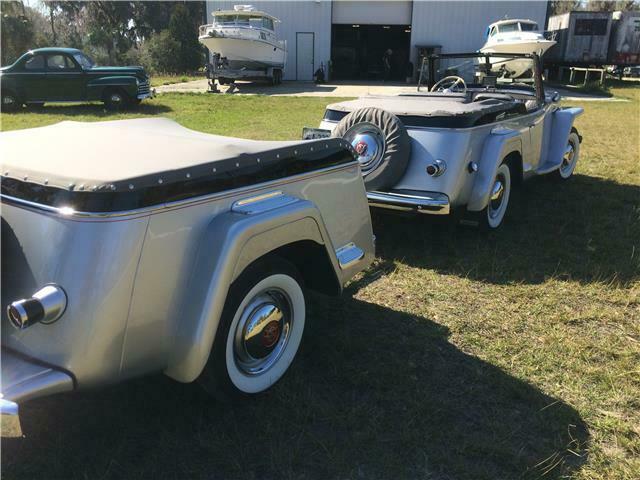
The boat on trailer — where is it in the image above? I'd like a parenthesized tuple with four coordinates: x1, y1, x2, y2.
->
(198, 5, 286, 71)
(480, 19, 556, 77)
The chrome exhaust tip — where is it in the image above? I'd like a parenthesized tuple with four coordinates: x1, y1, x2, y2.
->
(7, 285, 67, 330)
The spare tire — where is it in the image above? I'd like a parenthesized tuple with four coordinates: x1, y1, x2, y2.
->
(332, 107, 410, 191)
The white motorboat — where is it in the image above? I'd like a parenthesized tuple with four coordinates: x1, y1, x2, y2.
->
(480, 19, 556, 77)
(198, 5, 286, 70)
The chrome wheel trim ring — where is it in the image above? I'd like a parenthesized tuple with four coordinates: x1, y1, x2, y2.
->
(233, 288, 292, 376)
(3, 95, 15, 105)
(343, 123, 386, 175)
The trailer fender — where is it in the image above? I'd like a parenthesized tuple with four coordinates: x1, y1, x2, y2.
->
(467, 128, 522, 212)
(164, 196, 340, 383)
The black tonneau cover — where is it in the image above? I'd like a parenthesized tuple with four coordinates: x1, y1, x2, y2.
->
(325, 94, 528, 128)
(1, 118, 355, 212)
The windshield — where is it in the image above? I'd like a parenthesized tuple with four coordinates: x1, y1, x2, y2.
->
(498, 22, 519, 33)
(73, 52, 94, 69)
(426, 54, 538, 93)
(520, 22, 538, 31)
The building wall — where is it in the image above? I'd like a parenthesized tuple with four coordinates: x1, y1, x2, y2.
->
(206, 1, 549, 80)
(332, 1, 412, 25)
(207, 0, 332, 80)
(409, 1, 548, 64)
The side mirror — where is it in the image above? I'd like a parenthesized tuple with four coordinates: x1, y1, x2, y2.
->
(551, 92, 561, 103)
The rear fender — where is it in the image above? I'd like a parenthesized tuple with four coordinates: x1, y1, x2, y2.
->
(87, 76, 138, 100)
(467, 128, 521, 212)
(165, 197, 340, 383)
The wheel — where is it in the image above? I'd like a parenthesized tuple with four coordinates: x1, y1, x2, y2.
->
(469, 161, 512, 230)
(556, 129, 580, 180)
(198, 256, 306, 400)
(332, 107, 411, 191)
(1, 92, 20, 112)
(103, 88, 129, 111)
(218, 77, 230, 86)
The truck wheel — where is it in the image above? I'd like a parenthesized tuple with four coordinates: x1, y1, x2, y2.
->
(1, 92, 20, 112)
(332, 107, 411, 191)
(103, 88, 129, 111)
(556, 129, 580, 180)
(480, 162, 512, 230)
(198, 257, 306, 400)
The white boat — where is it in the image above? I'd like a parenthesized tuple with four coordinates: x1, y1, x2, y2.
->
(198, 5, 286, 70)
(480, 19, 556, 77)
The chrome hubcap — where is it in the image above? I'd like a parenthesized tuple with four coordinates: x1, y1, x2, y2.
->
(234, 289, 292, 376)
(3, 96, 15, 105)
(489, 176, 505, 218)
(344, 123, 386, 174)
(110, 94, 122, 103)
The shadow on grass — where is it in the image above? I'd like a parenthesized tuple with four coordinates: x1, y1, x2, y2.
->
(1, 295, 588, 480)
(373, 174, 640, 285)
(10, 102, 172, 117)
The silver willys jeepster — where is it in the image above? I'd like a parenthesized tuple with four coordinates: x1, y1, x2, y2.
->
(306, 53, 584, 229)
(0, 118, 374, 435)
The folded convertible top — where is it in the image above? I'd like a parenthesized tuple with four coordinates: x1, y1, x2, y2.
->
(1, 118, 355, 212)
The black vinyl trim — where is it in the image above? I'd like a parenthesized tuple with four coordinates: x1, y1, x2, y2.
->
(1, 143, 355, 213)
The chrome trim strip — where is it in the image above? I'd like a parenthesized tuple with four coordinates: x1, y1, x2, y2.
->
(0, 161, 358, 220)
(335, 243, 365, 269)
(367, 190, 450, 215)
(231, 191, 299, 215)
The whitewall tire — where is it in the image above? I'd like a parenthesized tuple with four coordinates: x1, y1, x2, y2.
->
(482, 162, 512, 230)
(557, 131, 580, 180)
(198, 257, 306, 399)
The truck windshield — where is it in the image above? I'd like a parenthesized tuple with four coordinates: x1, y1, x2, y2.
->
(73, 52, 94, 69)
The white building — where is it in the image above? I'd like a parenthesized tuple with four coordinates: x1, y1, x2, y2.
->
(206, 0, 548, 81)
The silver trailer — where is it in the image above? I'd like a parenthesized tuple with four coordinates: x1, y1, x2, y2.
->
(206, 53, 284, 91)
(0, 118, 374, 435)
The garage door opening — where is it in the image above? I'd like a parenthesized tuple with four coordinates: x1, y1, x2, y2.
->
(331, 24, 411, 81)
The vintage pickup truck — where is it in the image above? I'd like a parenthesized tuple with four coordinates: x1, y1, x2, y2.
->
(0, 118, 374, 435)
(306, 53, 583, 229)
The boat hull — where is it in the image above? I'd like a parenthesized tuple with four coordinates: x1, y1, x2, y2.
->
(481, 40, 556, 77)
(199, 36, 286, 70)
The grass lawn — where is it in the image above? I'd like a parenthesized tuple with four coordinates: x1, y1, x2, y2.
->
(150, 74, 203, 87)
(1, 88, 639, 479)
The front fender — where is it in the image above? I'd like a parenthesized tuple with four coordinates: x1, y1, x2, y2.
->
(87, 76, 138, 100)
(467, 128, 521, 212)
(164, 197, 340, 383)
(537, 107, 584, 174)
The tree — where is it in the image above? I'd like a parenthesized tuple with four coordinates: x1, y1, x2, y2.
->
(167, 3, 203, 71)
(1, 1, 34, 65)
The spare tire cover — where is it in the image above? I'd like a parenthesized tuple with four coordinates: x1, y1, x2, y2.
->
(332, 107, 410, 191)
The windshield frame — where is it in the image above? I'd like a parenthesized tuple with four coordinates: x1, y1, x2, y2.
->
(73, 52, 95, 69)
(424, 52, 543, 104)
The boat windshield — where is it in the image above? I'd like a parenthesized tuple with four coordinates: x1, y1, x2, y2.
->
(520, 22, 539, 31)
(428, 55, 538, 92)
(213, 14, 274, 30)
(497, 22, 520, 33)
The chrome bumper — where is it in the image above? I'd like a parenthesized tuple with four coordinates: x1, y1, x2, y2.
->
(367, 190, 450, 215)
(1, 348, 74, 437)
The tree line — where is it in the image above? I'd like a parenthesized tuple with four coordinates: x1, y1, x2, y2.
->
(0, 1, 206, 73)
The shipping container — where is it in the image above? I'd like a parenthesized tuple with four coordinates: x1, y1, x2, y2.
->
(546, 11, 613, 66)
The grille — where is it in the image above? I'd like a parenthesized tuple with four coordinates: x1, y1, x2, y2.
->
(138, 80, 151, 95)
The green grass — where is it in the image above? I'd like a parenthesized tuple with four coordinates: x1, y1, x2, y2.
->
(150, 74, 203, 87)
(1, 88, 639, 479)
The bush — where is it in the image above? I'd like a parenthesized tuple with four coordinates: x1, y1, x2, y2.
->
(146, 30, 182, 73)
